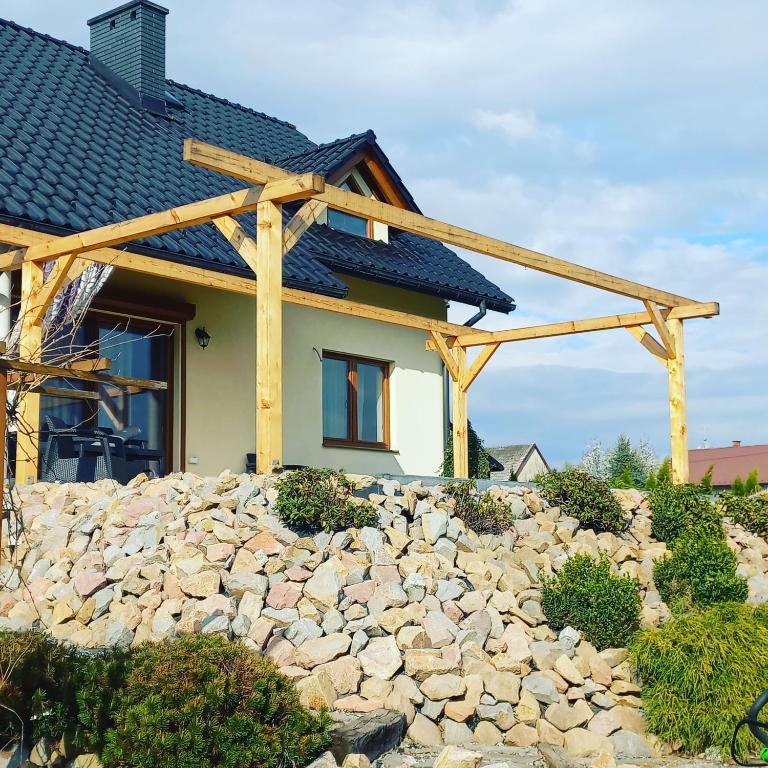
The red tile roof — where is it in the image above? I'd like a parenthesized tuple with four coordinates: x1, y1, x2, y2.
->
(689, 443, 768, 486)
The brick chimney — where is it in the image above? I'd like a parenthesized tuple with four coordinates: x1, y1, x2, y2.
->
(733, 440, 742, 448)
(88, 1, 169, 113)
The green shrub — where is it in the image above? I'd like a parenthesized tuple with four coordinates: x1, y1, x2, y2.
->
(542, 553, 641, 650)
(653, 533, 747, 613)
(721, 492, 768, 538)
(0, 630, 81, 745)
(648, 481, 722, 544)
(101, 636, 330, 768)
(445, 479, 517, 535)
(539, 467, 627, 533)
(442, 421, 491, 479)
(630, 603, 768, 759)
(274, 468, 378, 532)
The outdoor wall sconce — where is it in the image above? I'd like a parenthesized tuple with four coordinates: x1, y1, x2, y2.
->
(195, 327, 211, 349)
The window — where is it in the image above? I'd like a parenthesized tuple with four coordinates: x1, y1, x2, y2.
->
(327, 177, 373, 238)
(322, 352, 389, 449)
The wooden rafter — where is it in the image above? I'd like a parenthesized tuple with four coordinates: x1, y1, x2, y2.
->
(0, 173, 323, 269)
(426, 303, 719, 350)
(283, 199, 327, 255)
(625, 326, 669, 362)
(429, 331, 459, 381)
(462, 343, 500, 392)
(643, 300, 676, 359)
(184, 139, 699, 307)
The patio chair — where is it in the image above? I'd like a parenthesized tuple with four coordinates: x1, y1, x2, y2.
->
(41, 416, 116, 483)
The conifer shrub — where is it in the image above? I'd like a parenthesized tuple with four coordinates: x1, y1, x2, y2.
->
(542, 553, 641, 650)
(721, 492, 768, 539)
(274, 467, 378, 532)
(0, 630, 82, 745)
(445, 479, 517, 534)
(630, 603, 768, 760)
(653, 532, 748, 614)
(539, 467, 627, 533)
(442, 421, 491, 479)
(648, 481, 722, 544)
(101, 635, 330, 768)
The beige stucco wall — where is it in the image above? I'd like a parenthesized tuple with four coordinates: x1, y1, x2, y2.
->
(102, 269, 447, 477)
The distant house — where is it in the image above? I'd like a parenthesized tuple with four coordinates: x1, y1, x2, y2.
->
(689, 441, 768, 488)
(488, 444, 550, 482)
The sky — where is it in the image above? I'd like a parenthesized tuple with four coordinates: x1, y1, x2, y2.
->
(5, 0, 768, 466)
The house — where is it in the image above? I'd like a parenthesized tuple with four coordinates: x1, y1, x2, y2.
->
(0, 2, 515, 480)
(689, 441, 768, 489)
(488, 444, 550, 482)
(0, 4, 721, 488)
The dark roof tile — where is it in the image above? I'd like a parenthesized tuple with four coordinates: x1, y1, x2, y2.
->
(0, 17, 514, 313)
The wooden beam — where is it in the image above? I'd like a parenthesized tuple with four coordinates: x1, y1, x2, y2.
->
(255, 200, 283, 473)
(643, 300, 676, 359)
(283, 199, 327, 255)
(429, 331, 459, 382)
(15, 260, 44, 485)
(68, 357, 111, 372)
(1, 224, 473, 339)
(428, 303, 719, 349)
(666, 318, 689, 485)
(184, 139, 700, 307)
(29, 254, 77, 325)
(625, 326, 669, 363)
(259, 173, 324, 204)
(462, 343, 500, 392)
(0, 358, 167, 391)
(452, 345, 469, 478)
(0, 173, 320, 269)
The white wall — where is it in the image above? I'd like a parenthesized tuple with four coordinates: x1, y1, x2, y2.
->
(102, 269, 446, 477)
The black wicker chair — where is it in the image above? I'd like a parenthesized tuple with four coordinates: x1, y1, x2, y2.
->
(41, 416, 115, 483)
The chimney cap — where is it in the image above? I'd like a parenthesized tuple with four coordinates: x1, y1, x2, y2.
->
(88, 0, 168, 27)
(733, 440, 742, 448)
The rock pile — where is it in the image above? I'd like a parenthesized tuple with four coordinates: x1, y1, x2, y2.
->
(1, 471, 766, 761)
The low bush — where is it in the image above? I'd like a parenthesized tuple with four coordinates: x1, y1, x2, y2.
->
(101, 635, 330, 768)
(542, 553, 641, 650)
(539, 467, 627, 533)
(721, 492, 768, 538)
(630, 603, 768, 760)
(0, 630, 81, 745)
(274, 467, 378, 532)
(653, 533, 747, 614)
(648, 481, 722, 544)
(445, 479, 517, 534)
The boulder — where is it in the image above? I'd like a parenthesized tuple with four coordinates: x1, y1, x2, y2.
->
(330, 710, 407, 762)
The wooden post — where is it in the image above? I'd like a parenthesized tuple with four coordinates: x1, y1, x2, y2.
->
(0, 367, 6, 562)
(666, 318, 689, 485)
(255, 200, 283, 473)
(452, 345, 469, 478)
(15, 260, 44, 485)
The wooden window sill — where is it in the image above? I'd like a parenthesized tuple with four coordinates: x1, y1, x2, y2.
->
(322, 440, 398, 454)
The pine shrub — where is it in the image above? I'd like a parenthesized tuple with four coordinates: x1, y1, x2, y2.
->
(101, 636, 330, 768)
(445, 479, 518, 534)
(542, 553, 641, 650)
(721, 492, 768, 538)
(653, 533, 747, 614)
(441, 421, 491, 479)
(0, 630, 82, 745)
(648, 481, 722, 544)
(630, 603, 768, 760)
(539, 467, 627, 533)
(274, 467, 378, 532)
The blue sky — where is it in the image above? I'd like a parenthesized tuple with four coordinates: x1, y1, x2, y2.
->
(6, 0, 768, 465)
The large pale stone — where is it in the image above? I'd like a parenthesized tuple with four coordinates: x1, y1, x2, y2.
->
(505, 723, 539, 747)
(545, 699, 593, 731)
(421, 673, 466, 701)
(296, 671, 337, 709)
(407, 713, 443, 746)
(358, 636, 402, 680)
(304, 561, 344, 608)
(422, 511, 449, 545)
(554, 654, 585, 685)
(433, 745, 482, 768)
(180, 571, 220, 598)
(484, 671, 520, 704)
(564, 728, 614, 758)
(315, 656, 362, 696)
(293, 633, 351, 668)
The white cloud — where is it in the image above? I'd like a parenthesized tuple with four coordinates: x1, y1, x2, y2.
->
(473, 109, 559, 143)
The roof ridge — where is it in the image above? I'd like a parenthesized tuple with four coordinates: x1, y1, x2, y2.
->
(277, 130, 375, 163)
(0, 20, 307, 136)
(0, 17, 90, 55)
(167, 79, 306, 133)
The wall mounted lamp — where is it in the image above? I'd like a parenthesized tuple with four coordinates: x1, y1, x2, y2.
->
(195, 327, 211, 349)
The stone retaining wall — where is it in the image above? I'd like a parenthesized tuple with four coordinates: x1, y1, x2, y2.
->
(1, 472, 766, 762)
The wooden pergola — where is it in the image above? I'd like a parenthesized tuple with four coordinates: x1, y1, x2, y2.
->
(0, 139, 718, 485)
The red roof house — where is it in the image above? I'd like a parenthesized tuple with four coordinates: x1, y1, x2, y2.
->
(689, 441, 768, 487)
